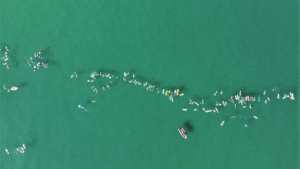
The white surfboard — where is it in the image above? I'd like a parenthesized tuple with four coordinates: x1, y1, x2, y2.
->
(10, 86, 18, 91)
(220, 121, 225, 126)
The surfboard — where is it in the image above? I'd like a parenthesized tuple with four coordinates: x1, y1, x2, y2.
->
(220, 121, 225, 126)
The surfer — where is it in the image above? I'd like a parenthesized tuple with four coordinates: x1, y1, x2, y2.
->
(214, 91, 218, 96)
(124, 72, 129, 77)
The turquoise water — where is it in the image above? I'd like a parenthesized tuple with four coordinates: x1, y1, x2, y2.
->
(0, 0, 298, 168)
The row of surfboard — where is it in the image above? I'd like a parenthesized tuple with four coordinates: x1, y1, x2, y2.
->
(220, 116, 258, 126)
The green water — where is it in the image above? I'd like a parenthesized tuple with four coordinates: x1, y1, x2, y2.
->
(0, 0, 298, 168)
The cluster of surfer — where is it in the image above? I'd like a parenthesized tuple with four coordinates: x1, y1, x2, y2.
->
(5, 144, 26, 154)
(182, 87, 295, 128)
(72, 70, 186, 104)
(1, 47, 11, 70)
(69, 70, 188, 115)
(66, 68, 296, 130)
(122, 72, 185, 102)
(25, 49, 49, 72)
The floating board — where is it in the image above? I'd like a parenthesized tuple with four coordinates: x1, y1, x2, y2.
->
(10, 86, 18, 91)
(220, 121, 225, 126)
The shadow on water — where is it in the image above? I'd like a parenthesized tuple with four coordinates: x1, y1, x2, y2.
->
(15, 138, 37, 148)
(97, 69, 119, 75)
(18, 82, 28, 87)
(47, 59, 57, 65)
(26, 138, 37, 147)
(134, 75, 148, 82)
(129, 69, 136, 74)
(76, 71, 86, 75)
(164, 85, 187, 93)
(86, 100, 95, 104)
(149, 81, 161, 88)
(243, 91, 260, 97)
(184, 121, 194, 132)
(0, 43, 10, 49)
(42, 47, 52, 57)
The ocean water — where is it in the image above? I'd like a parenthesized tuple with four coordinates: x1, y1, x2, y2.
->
(0, 0, 298, 169)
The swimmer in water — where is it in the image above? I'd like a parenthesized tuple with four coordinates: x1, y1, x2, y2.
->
(244, 124, 250, 127)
